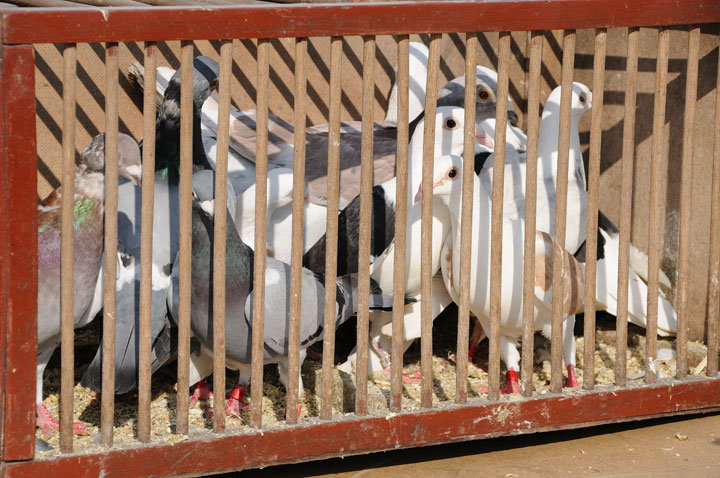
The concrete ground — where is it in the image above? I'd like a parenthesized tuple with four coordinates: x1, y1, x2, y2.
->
(225, 412, 720, 477)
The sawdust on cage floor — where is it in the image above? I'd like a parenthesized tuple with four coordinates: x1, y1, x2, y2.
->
(35, 326, 708, 457)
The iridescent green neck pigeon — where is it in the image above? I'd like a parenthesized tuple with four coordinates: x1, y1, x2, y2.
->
(36, 133, 141, 436)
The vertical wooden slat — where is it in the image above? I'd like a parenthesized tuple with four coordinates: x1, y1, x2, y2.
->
(420, 33, 441, 408)
(645, 27, 670, 384)
(583, 28, 607, 391)
(520, 31, 543, 397)
(175, 41, 193, 436)
(615, 27, 639, 387)
(487, 31, 510, 401)
(320, 35, 342, 420)
(390, 35, 409, 412)
(550, 30, 575, 394)
(101, 41, 119, 447)
(137, 42, 159, 445)
(212, 39, 232, 433)
(286, 36, 307, 425)
(707, 35, 720, 378)
(2, 43, 38, 461)
(455, 31, 477, 405)
(250, 37, 270, 429)
(675, 26, 700, 380)
(60, 42, 76, 454)
(355, 35, 376, 416)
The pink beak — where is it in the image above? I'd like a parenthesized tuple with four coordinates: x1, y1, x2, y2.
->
(414, 185, 423, 203)
(475, 124, 494, 149)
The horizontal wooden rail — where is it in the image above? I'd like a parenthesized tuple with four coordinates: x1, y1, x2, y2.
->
(2, 0, 720, 44)
(4, 379, 720, 477)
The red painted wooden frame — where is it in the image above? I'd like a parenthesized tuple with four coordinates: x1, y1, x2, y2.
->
(1, 1, 720, 475)
(3, 380, 720, 477)
(2, 0, 720, 44)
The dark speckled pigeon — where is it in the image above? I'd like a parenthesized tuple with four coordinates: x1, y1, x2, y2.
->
(80, 56, 220, 395)
(36, 133, 141, 436)
(168, 171, 394, 415)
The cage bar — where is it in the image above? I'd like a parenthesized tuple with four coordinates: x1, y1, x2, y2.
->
(250, 37, 270, 429)
(487, 31, 510, 401)
(60, 42, 77, 454)
(550, 30, 575, 394)
(320, 35, 342, 420)
(455, 31, 477, 405)
(355, 35, 376, 415)
(583, 28, 607, 391)
(614, 27, 639, 387)
(100, 41, 119, 447)
(645, 27, 670, 384)
(137, 42, 161, 444)
(286, 36, 307, 425)
(675, 26, 700, 379)
(420, 33, 441, 408)
(212, 38, 233, 432)
(520, 31, 543, 397)
(176, 40, 194, 436)
(390, 35, 410, 412)
(708, 35, 720, 378)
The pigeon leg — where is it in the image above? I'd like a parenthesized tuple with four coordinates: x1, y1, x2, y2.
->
(468, 316, 487, 361)
(563, 315, 579, 388)
(189, 378, 214, 407)
(500, 369, 523, 394)
(305, 348, 323, 360)
(36, 403, 87, 436)
(372, 337, 422, 384)
(565, 364, 579, 388)
(225, 384, 248, 417)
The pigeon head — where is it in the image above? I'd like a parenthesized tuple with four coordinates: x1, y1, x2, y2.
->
(544, 82, 592, 121)
(414, 154, 463, 204)
(164, 55, 220, 112)
(437, 66, 519, 126)
(79, 132, 142, 186)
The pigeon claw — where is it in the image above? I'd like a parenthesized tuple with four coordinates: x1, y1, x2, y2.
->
(189, 378, 214, 407)
(36, 403, 88, 436)
(225, 385, 248, 417)
(564, 364, 579, 388)
(382, 367, 422, 385)
(500, 370, 522, 394)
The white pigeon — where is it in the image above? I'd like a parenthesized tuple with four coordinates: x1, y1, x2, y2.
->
(337, 106, 488, 379)
(428, 154, 586, 393)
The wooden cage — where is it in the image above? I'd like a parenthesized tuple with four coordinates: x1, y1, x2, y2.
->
(2, 1, 720, 476)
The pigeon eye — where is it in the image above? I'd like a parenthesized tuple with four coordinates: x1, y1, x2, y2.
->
(444, 118, 458, 129)
(478, 89, 491, 101)
(579, 94, 586, 104)
(447, 167, 458, 179)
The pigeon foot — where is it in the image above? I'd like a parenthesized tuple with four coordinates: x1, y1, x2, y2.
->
(500, 370, 523, 394)
(189, 378, 214, 407)
(225, 385, 248, 416)
(36, 403, 87, 436)
(564, 364, 579, 388)
(382, 367, 422, 385)
(479, 370, 522, 395)
(306, 349, 323, 361)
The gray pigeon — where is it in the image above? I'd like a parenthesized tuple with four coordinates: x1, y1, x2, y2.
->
(168, 171, 394, 415)
(80, 56, 220, 394)
(36, 133, 141, 436)
(436, 66, 520, 127)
